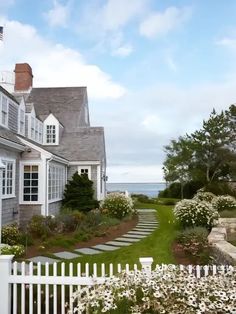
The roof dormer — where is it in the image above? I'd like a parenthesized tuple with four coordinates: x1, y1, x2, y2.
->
(43, 113, 63, 145)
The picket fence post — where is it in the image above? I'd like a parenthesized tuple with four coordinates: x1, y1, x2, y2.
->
(0, 255, 14, 314)
(139, 257, 153, 276)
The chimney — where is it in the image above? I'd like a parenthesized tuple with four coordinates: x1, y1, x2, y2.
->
(14, 63, 33, 91)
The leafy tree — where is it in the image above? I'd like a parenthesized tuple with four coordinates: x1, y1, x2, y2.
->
(63, 172, 99, 212)
(163, 109, 236, 192)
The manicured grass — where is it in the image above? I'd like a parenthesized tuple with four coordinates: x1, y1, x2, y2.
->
(49, 203, 179, 273)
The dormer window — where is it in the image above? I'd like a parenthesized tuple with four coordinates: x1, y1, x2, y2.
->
(43, 113, 62, 145)
(31, 116, 35, 138)
(46, 125, 56, 144)
(2, 96, 8, 126)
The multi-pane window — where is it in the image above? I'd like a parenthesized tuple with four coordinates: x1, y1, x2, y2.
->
(78, 167, 91, 179)
(46, 125, 56, 144)
(35, 120, 39, 142)
(39, 123, 43, 143)
(31, 117, 35, 139)
(2, 161, 14, 197)
(19, 109, 25, 134)
(48, 165, 65, 201)
(23, 165, 39, 202)
(2, 96, 8, 126)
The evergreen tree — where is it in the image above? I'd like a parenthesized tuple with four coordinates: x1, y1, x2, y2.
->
(63, 172, 99, 212)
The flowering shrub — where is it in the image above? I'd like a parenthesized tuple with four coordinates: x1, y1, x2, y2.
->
(176, 227, 211, 264)
(212, 195, 236, 212)
(28, 215, 57, 238)
(193, 191, 216, 203)
(100, 193, 134, 219)
(70, 266, 236, 314)
(173, 199, 218, 228)
(1, 244, 25, 257)
(2, 223, 23, 245)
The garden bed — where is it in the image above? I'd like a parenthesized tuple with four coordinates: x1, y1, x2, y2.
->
(23, 214, 138, 259)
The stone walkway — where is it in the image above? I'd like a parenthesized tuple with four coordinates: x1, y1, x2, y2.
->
(28, 209, 158, 264)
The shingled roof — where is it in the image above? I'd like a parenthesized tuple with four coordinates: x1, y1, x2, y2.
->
(43, 127, 106, 161)
(0, 125, 25, 146)
(26, 87, 88, 132)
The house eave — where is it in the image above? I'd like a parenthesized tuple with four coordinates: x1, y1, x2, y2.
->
(0, 137, 25, 151)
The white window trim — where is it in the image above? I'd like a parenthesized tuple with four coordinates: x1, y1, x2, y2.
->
(19, 161, 43, 205)
(1, 158, 16, 199)
(43, 113, 60, 145)
(0, 94, 9, 128)
(48, 163, 66, 203)
(78, 166, 91, 180)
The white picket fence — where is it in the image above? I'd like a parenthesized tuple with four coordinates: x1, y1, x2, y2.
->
(0, 255, 234, 314)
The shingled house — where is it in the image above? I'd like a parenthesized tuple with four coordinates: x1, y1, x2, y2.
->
(0, 63, 106, 226)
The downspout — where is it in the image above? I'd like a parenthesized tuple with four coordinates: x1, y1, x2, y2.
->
(45, 156, 53, 216)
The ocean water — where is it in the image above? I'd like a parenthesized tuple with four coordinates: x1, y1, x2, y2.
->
(107, 182, 166, 197)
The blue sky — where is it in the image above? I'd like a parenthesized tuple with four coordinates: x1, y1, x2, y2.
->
(1, 0, 236, 182)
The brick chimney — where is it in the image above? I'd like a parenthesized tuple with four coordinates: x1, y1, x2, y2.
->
(14, 63, 33, 91)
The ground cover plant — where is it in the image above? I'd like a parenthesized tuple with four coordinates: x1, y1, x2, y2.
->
(70, 265, 236, 314)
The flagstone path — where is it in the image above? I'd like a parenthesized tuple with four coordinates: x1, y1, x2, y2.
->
(28, 209, 158, 264)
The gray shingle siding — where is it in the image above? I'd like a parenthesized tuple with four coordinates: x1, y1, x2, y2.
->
(19, 205, 41, 228)
(0, 148, 20, 225)
(8, 102, 18, 133)
(49, 201, 61, 216)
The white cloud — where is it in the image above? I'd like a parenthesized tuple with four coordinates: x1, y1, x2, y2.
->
(44, 0, 70, 28)
(0, 17, 125, 100)
(112, 44, 133, 57)
(216, 37, 236, 49)
(140, 6, 192, 39)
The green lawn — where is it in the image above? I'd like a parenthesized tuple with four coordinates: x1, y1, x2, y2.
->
(47, 203, 179, 274)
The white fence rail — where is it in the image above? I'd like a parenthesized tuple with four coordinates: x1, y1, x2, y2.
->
(0, 255, 234, 314)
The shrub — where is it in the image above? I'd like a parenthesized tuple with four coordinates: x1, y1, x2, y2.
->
(63, 172, 99, 212)
(1, 244, 25, 257)
(176, 227, 210, 263)
(70, 266, 236, 314)
(131, 194, 152, 203)
(205, 181, 236, 197)
(212, 195, 236, 212)
(158, 181, 203, 199)
(56, 211, 84, 233)
(2, 223, 23, 245)
(193, 191, 216, 202)
(173, 199, 218, 228)
(28, 215, 56, 238)
(101, 193, 134, 219)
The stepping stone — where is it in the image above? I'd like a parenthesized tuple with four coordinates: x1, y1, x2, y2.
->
(122, 234, 146, 239)
(115, 237, 140, 242)
(93, 244, 119, 251)
(106, 241, 131, 247)
(75, 248, 102, 255)
(28, 256, 59, 264)
(127, 231, 151, 235)
(133, 228, 155, 232)
(53, 251, 81, 259)
(136, 225, 157, 229)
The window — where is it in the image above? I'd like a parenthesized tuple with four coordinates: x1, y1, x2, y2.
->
(2, 96, 8, 126)
(2, 160, 15, 198)
(19, 109, 25, 134)
(35, 120, 39, 142)
(31, 117, 35, 139)
(48, 164, 65, 201)
(78, 166, 91, 179)
(39, 123, 43, 143)
(46, 125, 56, 144)
(23, 165, 39, 202)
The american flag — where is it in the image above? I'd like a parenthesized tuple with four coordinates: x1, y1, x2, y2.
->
(0, 26, 3, 41)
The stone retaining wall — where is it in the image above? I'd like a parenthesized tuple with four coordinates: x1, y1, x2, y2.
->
(208, 218, 236, 265)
